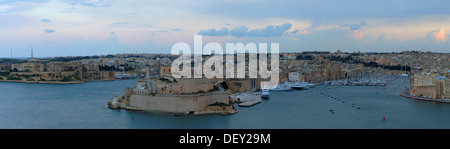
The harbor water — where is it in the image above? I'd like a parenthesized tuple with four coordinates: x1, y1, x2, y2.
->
(1, 77, 449, 129)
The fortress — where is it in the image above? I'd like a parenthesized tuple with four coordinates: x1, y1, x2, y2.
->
(108, 66, 236, 115)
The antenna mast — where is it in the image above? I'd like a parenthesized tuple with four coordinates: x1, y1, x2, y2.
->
(31, 46, 34, 58)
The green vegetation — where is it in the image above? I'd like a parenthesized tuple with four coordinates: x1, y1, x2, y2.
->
(7, 76, 21, 80)
(61, 76, 76, 82)
(208, 86, 220, 92)
(296, 55, 314, 60)
(17, 74, 42, 79)
(74, 75, 81, 81)
(0, 71, 10, 76)
(327, 55, 411, 71)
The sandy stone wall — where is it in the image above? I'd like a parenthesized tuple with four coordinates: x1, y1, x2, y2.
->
(128, 92, 229, 114)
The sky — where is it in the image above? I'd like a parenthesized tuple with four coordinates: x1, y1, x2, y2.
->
(0, 0, 449, 57)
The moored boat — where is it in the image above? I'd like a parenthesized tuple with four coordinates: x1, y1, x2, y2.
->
(261, 89, 269, 99)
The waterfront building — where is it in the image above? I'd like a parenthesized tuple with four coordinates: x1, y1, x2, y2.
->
(409, 73, 450, 99)
(11, 62, 44, 72)
(288, 72, 300, 82)
(443, 80, 450, 99)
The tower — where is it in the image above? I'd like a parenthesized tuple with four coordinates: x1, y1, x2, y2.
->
(31, 46, 34, 58)
(145, 68, 151, 80)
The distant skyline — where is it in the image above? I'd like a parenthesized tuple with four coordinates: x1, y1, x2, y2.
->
(1, 0, 450, 57)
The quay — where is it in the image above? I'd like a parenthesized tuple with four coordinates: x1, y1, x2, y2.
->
(400, 89, 450, 104)
(236, 92, 262, 107)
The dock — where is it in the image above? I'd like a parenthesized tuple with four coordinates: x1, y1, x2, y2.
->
(236, 92, 262, 107)
(238, 98, 261, 107)
(400, 89, 450, 104)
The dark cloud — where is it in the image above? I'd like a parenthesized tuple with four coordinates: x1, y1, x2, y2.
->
(44, 29, 55, 33)
(339, 22, 367, 31)
(229, 26, 249, 37)
(198, 28, 229, 36)
(247, 23, 292, 37)
(40, 19, 51, 23)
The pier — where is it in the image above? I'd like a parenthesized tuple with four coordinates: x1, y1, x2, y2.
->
(400, 89, 450, 104)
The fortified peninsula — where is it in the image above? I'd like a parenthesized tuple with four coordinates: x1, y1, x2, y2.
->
(107, 66, 236, 115)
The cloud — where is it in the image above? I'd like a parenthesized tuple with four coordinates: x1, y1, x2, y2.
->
(198, 28, 229, 36)
(40, 18, 51, 22)
(151, 29, 186, 35)
(247, 23, 292, 37)
(338, 22, 367, 31)
(222, 23, 232, 26)
(44, 29, 55, 33)
(62, 0, 116, 7)
(432, 28, 446, 42)
(107, 32, 118, 44)
(109, 22, 128, 27)
(353, 31, 364, 39)
(198, 23, 293, 37)
(229, 26, 249, 37)
(291, 29, 299, 34)
(170, 29, 185, 32)
(426, 29, 446, 42)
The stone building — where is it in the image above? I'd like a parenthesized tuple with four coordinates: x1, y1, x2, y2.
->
(409, 73, 450, 99)
(11, 62, 44, 72)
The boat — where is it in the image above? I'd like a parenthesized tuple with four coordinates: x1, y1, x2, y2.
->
(270, 84, 292, 91)
(261, 89, 269, 99)
(299, 79, 315, 88)
(284, 81, 305, 90)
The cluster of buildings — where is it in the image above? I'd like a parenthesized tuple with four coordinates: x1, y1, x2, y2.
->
(408, 71, 450, 100)
(0, 54, 177, 83)
(2, 51, 449, 101)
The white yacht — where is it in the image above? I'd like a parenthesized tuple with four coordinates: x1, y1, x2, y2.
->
(284, 81, 305, 90)
(270, 84, 292, 91)
(261, 89, 269, 99)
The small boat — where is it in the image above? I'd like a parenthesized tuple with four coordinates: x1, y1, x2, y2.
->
(357, 106, 360, 109)
(261, 89, 269, 99)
